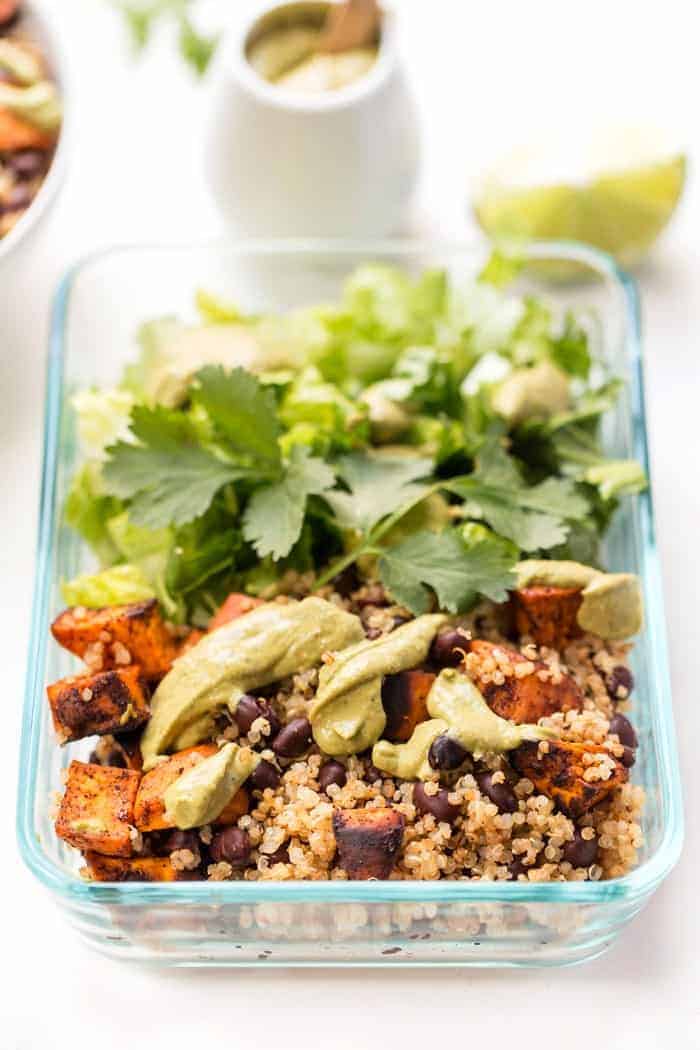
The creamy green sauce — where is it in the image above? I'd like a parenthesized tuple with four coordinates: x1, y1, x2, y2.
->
(427, 669, 554, 758)
(372, 669, 555, 780)
(372, 719, 447, 781)
(141, 597, 364, 769)
(0, 80, 62, 131)
(247, 23, 377, 94)
(577, 573, 642, 640)
(516, 559, 643, 640)
(492, 360, 570, 424)
(310, 614, 447, 755)
(0, 40, 42, 86)
(164, 743, 260, 830)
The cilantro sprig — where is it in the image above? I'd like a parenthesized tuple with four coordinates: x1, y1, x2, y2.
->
(114, 0, 220, 76)
(314, 440, 589, 613)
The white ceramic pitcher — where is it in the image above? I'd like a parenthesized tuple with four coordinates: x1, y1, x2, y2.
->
(205, 1, 420, 238)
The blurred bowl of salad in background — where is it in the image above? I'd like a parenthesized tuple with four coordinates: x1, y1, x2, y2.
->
(0, 0, 67, 261)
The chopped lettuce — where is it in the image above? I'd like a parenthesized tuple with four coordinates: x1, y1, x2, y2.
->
(71, 388, 135, 460)
(61, 564, 155, 608)
(64, 462, 123, 565)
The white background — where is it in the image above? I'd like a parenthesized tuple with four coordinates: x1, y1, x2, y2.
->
(2, 2, 699, 1046)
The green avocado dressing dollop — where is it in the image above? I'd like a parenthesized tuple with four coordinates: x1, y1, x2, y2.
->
(372, 669, 555, 780)
(164, 743, 260, 830)
(310, 614, 447, 756)
(141, 597, 364, 770)
(516, 559, 643, 640)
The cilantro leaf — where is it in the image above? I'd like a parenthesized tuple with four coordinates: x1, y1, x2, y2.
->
(104, 405, 247, 529)
(550, 313, 591, 378)
(114, 0, 158, 52)
(445, 440, 589, 551)
(190, 366, 282, 474)
(243, 447, 336, 560)
(325, 452, 433, 533)
(177, 13, 220, 76)
(378, 527, 517, 615)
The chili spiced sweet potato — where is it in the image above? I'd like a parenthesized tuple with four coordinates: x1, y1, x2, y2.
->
(55, 761, 140, 857)
(208, 592, 264, 632)
(381, 669, 436, 743)
(512, 739, 628, 818)
(82, 853, 188, 882)
(0, 107, 54, 151)
(467, 639, 583, 724)
(46, 666, 150, 744)
(51, 599, 178, 679)
(332, 807, 405, 879)
(511, 586, 583, 649)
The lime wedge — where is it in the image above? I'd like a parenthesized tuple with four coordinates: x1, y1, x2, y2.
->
(474, 131, 686, 266)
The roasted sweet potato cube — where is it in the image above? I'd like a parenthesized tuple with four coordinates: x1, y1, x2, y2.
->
(512, 739, 628, 818)
(51, 599, 177, 679)
(332, 807, 405, 880)
(47, 666, 150, 744)
(467, 640, 583, 723)
(0, 108, 56, 151)
(134, 745, 217, 831)
(0, 1, 21, 28)
(382, 670, 436, 742)
(55, 761, 140, 857)
(512, 586, 583, 649)
(178, 628, 205, 656)
(82, 853, 185, 882)
(214, 787, 250, 826)
(209, 592, 264, 632)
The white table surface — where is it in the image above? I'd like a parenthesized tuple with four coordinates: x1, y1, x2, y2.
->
(2, 2, 699, 1046)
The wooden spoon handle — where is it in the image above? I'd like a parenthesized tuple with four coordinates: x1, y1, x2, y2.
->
(317, 0, 381, 54)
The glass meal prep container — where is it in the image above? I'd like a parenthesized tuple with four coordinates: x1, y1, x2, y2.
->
(17, 240, 683, 968)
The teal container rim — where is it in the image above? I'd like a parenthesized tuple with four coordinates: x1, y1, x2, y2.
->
(17, 237, 684, 908)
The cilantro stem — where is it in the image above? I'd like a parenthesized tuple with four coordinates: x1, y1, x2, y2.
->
(313, 482, 442, 588)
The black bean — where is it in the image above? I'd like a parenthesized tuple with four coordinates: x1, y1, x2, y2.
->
(265, 844, 290, 865)
(88, 746, 126, 769)
(5, 183, 33, 211)
(562, 829, 599, 868)
(607, 665, 634, 699)
(608, 712, 638, 749)
(428, 733, 468, 771)
(508, 857, 529, 880)
(430, 628, 468, 667)
(331, 564, 360, 597)
(233, 694, 280, 737)
(7, 149, 46, 179)
(209, 827, 251, 867)
(248, 759, 281, 792)
(365, 761, 383, 783)
(318, 760, 347, 793)
(161, 829, 200, 855)
(271, 717, 313, 758)
(620, 746, 636, 768)
(413, 782, 461, 822)
(475, 771, 518, 814)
